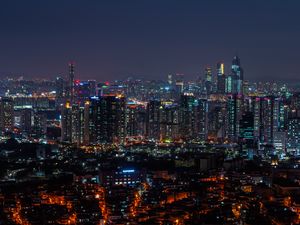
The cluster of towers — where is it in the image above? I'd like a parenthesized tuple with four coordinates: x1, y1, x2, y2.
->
(204, 56, 244, 95)
(2, 55, 300, 153)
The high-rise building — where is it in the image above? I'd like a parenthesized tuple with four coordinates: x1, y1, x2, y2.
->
(0, 97, 14, 133)
(239, 112, 254, 147)
(71, 104, 84, 144)
(88, 95, 126, 144)
(179, 93, 196, 140)
(126, 103, 147, 137)
(225, 74, 234, 94)
(287, 117, 300, 153)
(208, 104, 226, 141)
(178, 93, 207, 141)
(217, 62, 225, 94)
(32, 111, 47, 138)
(88, 97, 102, 144)
(61, 101, 72, 142)
(253, 97, 276, 144)
(204, 67, 212, 95)
(231, 56, 244, 94)
(66, 62, 75, 103)
(55, 76, 65, 106)
(159, 101, 180, 142)
(194, 99, 208, 142)
(226, 94, 244, 141)
(147, 100, 161, 140)
(205, 67, 212, 82)
(21, 108, 33, 134)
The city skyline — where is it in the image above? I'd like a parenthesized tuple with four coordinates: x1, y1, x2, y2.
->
(1, 2, 300, 224)
(1, 0, 300, 81)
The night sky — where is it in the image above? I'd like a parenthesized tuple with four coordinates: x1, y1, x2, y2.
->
(0, 0, 300, 82)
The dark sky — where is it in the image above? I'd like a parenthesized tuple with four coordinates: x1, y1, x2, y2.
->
(0, 0, 300, 82)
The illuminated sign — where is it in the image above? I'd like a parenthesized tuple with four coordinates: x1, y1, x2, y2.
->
(122, 169, 135, 173)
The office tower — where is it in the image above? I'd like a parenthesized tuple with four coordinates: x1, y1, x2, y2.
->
(61, 101, 72, 142)
(204, 67, 212, 95)
(0, 97, 14, 133)
(231, 56, 244, 94)
(147, 100, 161, 140)
(226, 94, 244, 141)
(217, 62, 225, 94)
(159, 101, 180, 142)
(239, 112, 254, 147)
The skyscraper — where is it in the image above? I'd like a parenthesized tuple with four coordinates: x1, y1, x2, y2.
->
(231, 56, 244, 95)
(217, 62, 225, 94)
(204, 67, 212, 95)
